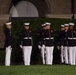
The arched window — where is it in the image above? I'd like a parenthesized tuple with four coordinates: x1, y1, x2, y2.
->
(10, 1, 39, 17)
(10, 5, 19, 17)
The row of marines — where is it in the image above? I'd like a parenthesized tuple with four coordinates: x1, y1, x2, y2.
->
(4, 22, 76, 66)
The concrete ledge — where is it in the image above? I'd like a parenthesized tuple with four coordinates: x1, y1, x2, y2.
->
(0, 14, 10, 20)
(46, 14, 74, 19)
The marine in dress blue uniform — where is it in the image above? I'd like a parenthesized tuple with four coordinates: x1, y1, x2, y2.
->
(43, 22, 55, 65)
(59, 25, 65, 64)
(20, 23, 33, 65)
(4, 22, 12, 66)
(64, 24, 69, 64)
(68, 23, 76, 65)
(38, 23, 47, 64)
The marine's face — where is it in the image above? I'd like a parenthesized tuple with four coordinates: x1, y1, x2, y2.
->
(65, 26, 69, 30)
(6, 25, 12, 29)
(69, 26, 74, 30)
(24, 26, 29, 30)
(46, 25, 50, 29)
(61, 27, 65, 31)
(43, 26, 47, 30)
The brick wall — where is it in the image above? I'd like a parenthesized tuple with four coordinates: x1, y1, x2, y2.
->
(0, 0, 11, 14)
(50, 0, 71, 14)
(0, 21, 5, 48)
(0, 14, 10, 48)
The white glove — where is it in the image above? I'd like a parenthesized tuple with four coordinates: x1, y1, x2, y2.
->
(20, 45, 22, 49)
(38, 45, 41, 49)
(8, 46, 12, 50)
(8, 46, 11, 48)
(42, 45, 45, 48)
(57, 46, 60, 50)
